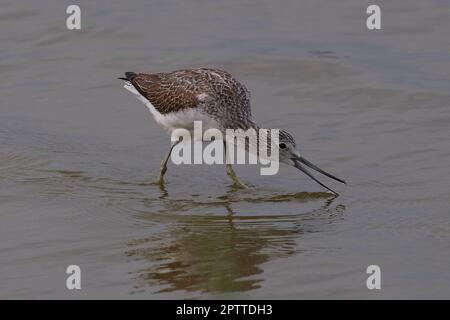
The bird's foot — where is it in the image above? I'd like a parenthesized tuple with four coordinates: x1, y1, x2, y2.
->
(151, 178, 165, 186)
(231, 179, 249, 189)
(226, 164, 249, 189)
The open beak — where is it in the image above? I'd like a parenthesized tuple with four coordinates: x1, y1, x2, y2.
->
(293, 155, 346, 196)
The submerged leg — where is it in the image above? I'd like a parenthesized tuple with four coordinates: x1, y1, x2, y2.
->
(154, 140, 181, 185)
(224, 141, 248, 189)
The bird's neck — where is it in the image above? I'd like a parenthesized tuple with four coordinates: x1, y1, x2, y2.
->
(227, 121, 277, 155)
(245, 120, 261, 131)
(245, 121, 275, 137)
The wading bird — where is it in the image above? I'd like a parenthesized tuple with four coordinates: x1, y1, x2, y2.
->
(119, 68, 345, 194)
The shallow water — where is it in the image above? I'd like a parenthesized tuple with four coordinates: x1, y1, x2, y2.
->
(1, 0, 450, 299)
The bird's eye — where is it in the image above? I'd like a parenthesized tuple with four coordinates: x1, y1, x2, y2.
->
(279, 143, 287, 149)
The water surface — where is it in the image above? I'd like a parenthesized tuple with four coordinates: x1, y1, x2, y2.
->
(1, 0, 450, 299)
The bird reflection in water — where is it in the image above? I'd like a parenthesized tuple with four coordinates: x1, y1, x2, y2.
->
(126, 190, 345, 295)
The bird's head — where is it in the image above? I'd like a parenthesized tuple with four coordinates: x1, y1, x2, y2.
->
(276, 129, 346, 195)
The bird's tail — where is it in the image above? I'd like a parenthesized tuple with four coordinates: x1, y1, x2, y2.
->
(118, 72, 137, 82)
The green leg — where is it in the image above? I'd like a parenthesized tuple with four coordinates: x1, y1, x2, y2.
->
(154, 140, 181, 185)
(224, 142, 248, 189)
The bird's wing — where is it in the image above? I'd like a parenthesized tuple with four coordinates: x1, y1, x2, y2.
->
(197, 68, 252, 119)
(125, 70, 209, 115)
(123, 68, 252, 127)
(191, 68, 253, 129)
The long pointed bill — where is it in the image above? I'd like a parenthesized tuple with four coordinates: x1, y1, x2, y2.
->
(294, 161, 339, 195)
(298, 157, 346, 185)
(293, 156, 346, 196)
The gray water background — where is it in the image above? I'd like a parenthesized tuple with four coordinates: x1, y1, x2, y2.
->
(1, 0, 450, 299)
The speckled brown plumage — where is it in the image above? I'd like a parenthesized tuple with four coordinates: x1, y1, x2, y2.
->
(121, 68, 255, 130)
(119, 67, 346, 194)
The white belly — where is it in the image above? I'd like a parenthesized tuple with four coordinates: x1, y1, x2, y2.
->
(123, 83, 219, 133)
